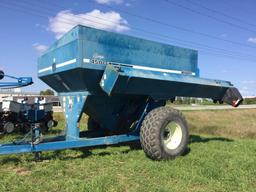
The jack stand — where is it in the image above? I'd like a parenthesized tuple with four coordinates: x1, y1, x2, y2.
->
(32, 123, 42, 145)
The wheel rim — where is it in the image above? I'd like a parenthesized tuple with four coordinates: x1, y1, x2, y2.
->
(163, 121, 183, 150)
(4, 122, 14, 133)
(47, 120, 54, 128)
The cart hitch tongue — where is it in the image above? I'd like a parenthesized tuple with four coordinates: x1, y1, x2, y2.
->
(222, 87, 243, 107)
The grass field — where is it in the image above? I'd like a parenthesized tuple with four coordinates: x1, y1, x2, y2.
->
(0, 109, 255, 192)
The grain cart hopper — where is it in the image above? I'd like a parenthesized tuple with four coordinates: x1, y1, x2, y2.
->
(0, 25, 242, 160)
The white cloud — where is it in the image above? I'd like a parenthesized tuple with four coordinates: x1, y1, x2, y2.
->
(33, 43, 48, 53)
(248, 37, 256, 43)
(49, 9, 129, 39)
(241, 80, 256, 84)
(95, 0, 123, 4)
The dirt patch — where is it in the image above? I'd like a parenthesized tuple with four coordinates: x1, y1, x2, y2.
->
(14, 167, 31, 176)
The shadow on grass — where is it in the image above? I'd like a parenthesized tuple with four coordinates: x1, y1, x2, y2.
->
(190, 134, 233, 143)
(0, 157, 21, 164)
(0, 135, 233, 163)
(74, 140, 142, 159)
(17, 141, 142, 162)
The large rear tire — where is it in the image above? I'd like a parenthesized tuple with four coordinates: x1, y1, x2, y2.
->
(140, 106, 189, 160)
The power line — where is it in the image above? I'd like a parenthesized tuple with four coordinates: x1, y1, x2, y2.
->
(2, 0, 256, 61)
(0, 0, 256, 62)
(185, 0, 256, 29)
(16, 0, 256, 58)
(163, 0, 256, 34)
(92, 0, 256, 50)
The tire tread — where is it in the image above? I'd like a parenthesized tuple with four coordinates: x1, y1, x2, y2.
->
(140, 106, 188, 160)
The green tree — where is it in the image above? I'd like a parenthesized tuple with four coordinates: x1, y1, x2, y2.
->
(40, 89, 54, 96)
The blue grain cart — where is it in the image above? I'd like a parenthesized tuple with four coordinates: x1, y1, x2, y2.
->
(0, 25, 242, 160)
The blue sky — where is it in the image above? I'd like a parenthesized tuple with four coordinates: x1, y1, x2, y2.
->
(0, 0, 255, 96)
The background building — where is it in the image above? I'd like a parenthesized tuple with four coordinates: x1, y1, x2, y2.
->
(0, 88, 60, 106)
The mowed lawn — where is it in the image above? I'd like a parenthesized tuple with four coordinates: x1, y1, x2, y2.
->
(0, 109, 256, 192)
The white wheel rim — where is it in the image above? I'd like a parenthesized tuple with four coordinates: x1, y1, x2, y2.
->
(163, 122, 183, 150)
(4, 122, 14, 133)
(47, 120, 54, 128)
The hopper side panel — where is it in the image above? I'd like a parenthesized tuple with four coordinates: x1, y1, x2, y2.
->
(38, 40, 79, 77)
(78, 26, 198, 75)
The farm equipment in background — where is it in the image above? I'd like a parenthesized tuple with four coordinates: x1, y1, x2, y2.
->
(0, 70, 33, 88)
(1, 100, 24, 134)
(36, 101, 58, 132)
(0, 70, 33, 135)
(0, 98, 58, 135)
(0, 70, 57, 136)
(0, 25, 243, 160)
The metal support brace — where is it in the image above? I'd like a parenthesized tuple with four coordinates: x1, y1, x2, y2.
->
(59, 92, 89, 140)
